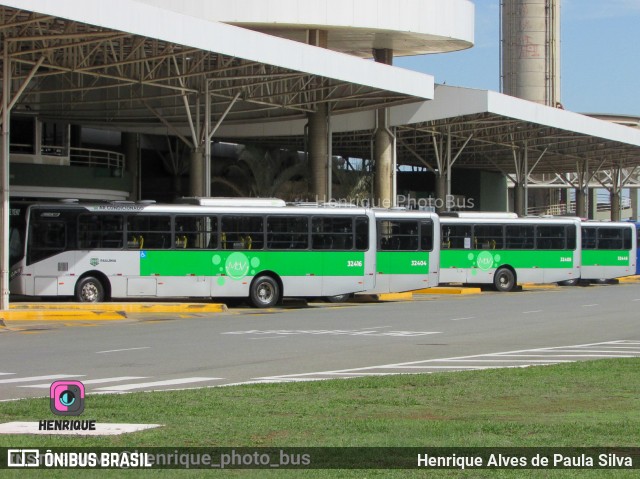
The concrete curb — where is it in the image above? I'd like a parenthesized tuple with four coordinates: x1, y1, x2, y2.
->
(412, 287, 482, 295)
(0, 310, 127, 321)
(617, 275, 640, 283)
(2, 302, 228, 322)
(521, 283, 559, 290)
(353, 292, 414, 302)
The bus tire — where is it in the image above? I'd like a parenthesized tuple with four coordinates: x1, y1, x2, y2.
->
(249, 275, 280, 308)
(559, 278, 579, 286)
(324, 293, 352, 303)
(493, 268, 516, 292)
(75, 276, 105, 303)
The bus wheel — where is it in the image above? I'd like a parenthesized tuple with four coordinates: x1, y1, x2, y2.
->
(324, 294, 351, 303)
(493, 268, 515, 292)
(249, 275, 280, 308)
(559, 278, 579, 286)
(75, 276, 105, 302)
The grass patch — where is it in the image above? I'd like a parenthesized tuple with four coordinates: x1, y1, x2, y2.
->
(1, 358, 638, 477)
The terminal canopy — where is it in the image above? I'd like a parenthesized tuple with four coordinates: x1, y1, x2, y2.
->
(0, 1, 434, 132)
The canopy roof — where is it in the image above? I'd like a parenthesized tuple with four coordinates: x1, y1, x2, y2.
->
(0, 0, 434, 129)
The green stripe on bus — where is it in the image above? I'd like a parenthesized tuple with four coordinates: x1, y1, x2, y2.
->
(139, 250, 366, 278)
(440, 249, 574, 270)
(376, 251, 430, 274)
(582, 250, 631, 267)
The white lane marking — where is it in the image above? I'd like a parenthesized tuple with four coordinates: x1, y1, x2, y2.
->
(96, 347, 151, 354)
(522, 310, 543, 314)
(450, 317, 475, 321)
(534, 349, 640, 354)
(488, 354, 635, 358)
(582, 304, 598, 307)
(251, 340, 640, 381)
(223, 329, 440, 338)
(428, 359, 573, 363)
(384, 366, 499, 369)
(19, 377, 149, 388)
(0, 373, 15, 376)
(93, 377, 222, 392)
(0, 374, 83, 384)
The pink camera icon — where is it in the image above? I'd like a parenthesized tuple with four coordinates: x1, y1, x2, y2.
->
(50, 380, 85, 416)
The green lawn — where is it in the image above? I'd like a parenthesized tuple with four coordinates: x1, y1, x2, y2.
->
(1, 358, 638, 477)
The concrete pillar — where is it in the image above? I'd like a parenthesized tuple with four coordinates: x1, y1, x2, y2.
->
(308, 103, 328, 202)
(435, 173, 446, 213)
(611, 189, 621, 222)
(631, 188, 638, 220)
(576, 188, 587, 218)
(514, 184, 525, 216)
(306, 30, 329, 202)
(373, 48, 394, 208)
(189, 147, 205, 197)
(374, 109, 393, 208)
(588, 188, 596, 220)
(122, 132, 139, 201)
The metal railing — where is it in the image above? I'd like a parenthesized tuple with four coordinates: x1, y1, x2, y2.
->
(527, 198, 632, 216)
(69, 147, 124, 170)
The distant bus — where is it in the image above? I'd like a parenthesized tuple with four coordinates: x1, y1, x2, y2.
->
(369, 209, 440, 294)
(636, 222, 640, 276)
(10, 199, 376, 307)
(580, 221, 637, 281)
(439, 214, 581, 291)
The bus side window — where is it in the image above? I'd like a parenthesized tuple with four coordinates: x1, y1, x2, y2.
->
(623, 227, 632, 250)
(266, 216, 309, 250)
(444, 224, 472, 249)
(221, 215, 264, 250)
(175, 215, 217, 249)
(420, 220, 433, 251)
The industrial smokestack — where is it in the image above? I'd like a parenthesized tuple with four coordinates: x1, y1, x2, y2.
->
(501, 0, 561, 107)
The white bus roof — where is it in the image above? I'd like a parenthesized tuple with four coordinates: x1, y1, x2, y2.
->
(439, 212, 518, 219)
(179, 197, 287, 207)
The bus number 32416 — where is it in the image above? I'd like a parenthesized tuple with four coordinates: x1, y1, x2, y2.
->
(347, 260, 363, 267)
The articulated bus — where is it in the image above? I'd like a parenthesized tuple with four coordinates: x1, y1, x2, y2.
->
(9, 199, 440, 307)
(580, 221, 637, 282)
(439, 214, 581, 291)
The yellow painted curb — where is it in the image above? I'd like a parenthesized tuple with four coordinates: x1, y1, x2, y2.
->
(521, 283, 559, 289)
(354, 292, 413, 302)
(413, 287, 482, 295)
(617, 275, 640, 283)
(0, 310, 126, 321)
(10, 303, 228, 313)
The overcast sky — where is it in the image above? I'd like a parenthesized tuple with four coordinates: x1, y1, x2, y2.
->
(395, 0, 640, 116)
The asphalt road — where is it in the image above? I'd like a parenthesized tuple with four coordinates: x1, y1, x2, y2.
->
(1, 283, 639, 401)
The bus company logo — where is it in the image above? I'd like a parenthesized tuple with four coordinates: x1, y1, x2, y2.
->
(225, 252, 250, 280)
(475, 251, 496, 271)
(90, 258, 99, 267)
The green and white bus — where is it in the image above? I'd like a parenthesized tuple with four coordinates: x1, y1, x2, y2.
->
(370, 209, 440, 294)
(439, 214, 581, 291)
(580, 221, 637, 282)
(9, 198, 377, 307)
